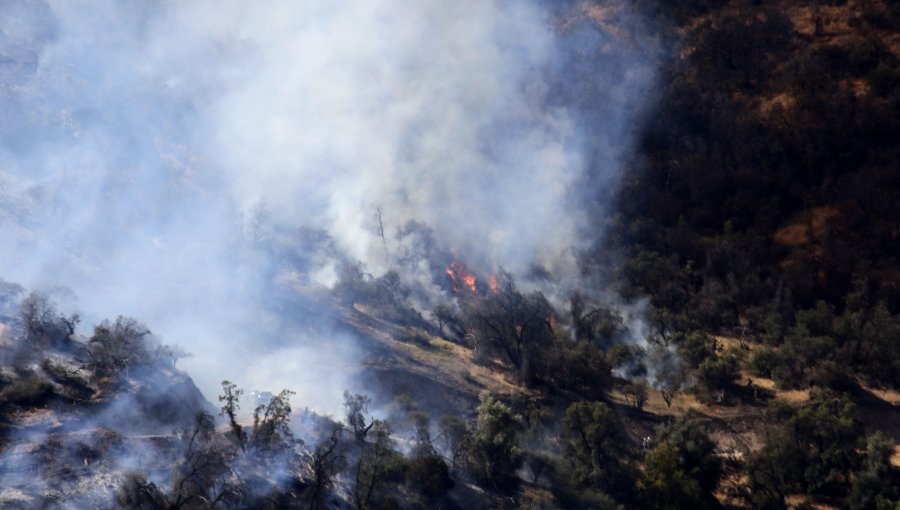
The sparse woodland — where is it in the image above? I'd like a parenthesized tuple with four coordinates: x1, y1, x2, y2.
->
(2, 0, 900, 509)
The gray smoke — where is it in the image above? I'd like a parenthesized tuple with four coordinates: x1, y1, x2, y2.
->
(0, 0, 658, 410)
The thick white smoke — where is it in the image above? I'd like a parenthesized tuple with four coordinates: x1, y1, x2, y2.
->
(0, 0, 657, 410)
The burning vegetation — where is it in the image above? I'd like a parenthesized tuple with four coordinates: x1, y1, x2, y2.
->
(445, 261, 479, 295)
(2, 0, 900, 508)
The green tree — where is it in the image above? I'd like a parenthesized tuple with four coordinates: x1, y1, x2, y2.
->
(638, 417, 721, 509)
(560, 401, 632, 499)
(848, 432, 900, 510)
(748, 392, 865, 506)
(466, 392, 523, 491)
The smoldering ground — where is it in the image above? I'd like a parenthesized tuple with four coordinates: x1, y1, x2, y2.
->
(0, 0, 659, 410)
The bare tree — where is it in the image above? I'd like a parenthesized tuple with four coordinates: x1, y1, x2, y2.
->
(354, 420, 392, 510)
(169, 411, 243, 509)
(373, 205, 387, 255)
(19, 292, 78, 351)
(307, 427, 344, 510)
(465, 270, 554, 378)
(159, 344, 193, 368)
(437, 414, 469, 470)
(650, 345, 686, 408)
(432, 303, 457, 336)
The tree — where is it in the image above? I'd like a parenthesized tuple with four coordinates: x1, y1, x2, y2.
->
(84, 316, 156, 380)
(674, 331, 716, 370)
(219, 380, 246, 452)
(651, 345, 687, 407)
(656, 416, 722, 498)
(466, 392, 522, 491)
(464, 270, 554, 381)
(638, 442, 710, 510)
(308, 427, 344, 510)
(560, 401, 632, 498)
(695, 349, 740, 397)
(747, 427, 803, 509)
(168, 411, 243, 509)
(539, 340, 612, 397)
(432, 303, 458, 337)
(607, 343, 644, 371)
(569, 293, 624, 347)
(250, 388, 296, 454)
(791, 390, 864, 493)
(18, 292, 78, 352)
(438, 414, 468, 470)
(748, 392, 864, 506)
(354, 420, 393, 510)
(624, 379, 649, 411)
(848, 432, 900, 510)
(344, 390, 374, 440)
(159, 344, 193, 368)
(406, 454, 454, 504)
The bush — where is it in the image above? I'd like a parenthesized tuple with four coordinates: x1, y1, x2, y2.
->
(749, 347, 780, 378)
(0, 375, 55, 407)
(536, 341, 611, 398)
(694, 349, 740, 393)
(84, 316, 160, 380)
(19, 293, 78, 352)
(406, 455, 454, 503)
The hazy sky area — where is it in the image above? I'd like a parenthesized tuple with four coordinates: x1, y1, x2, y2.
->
(0, 0, 657, 412)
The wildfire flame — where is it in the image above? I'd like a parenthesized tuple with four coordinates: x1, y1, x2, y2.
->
(446, 261, 478, 294)
(488, 274, 498, 293)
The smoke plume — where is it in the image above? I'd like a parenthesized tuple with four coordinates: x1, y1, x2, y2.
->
(0, 0, 658, 408)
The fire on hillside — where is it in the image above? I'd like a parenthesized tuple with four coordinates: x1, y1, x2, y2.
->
(445, 261, 500, 296)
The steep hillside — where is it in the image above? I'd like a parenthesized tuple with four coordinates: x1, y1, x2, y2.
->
(1, 1, 899, 509)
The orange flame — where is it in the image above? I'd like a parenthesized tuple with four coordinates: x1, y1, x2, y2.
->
(447, 261, 478, 294)
(488, 274, 498, 293)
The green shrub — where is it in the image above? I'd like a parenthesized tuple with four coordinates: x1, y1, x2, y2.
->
(695, 350, 740, 392)
(749, 347, 780, 378)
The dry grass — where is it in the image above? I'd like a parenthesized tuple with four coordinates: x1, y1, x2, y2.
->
(773, 206, 843, 247)
(784, 494, 842, 510)
(345, 304, 531, 399)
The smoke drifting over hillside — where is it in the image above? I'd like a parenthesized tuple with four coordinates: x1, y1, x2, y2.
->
(0, 0, 658, 407)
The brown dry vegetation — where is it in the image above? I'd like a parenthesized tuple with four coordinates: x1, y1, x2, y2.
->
(343, 304, 532, 400)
